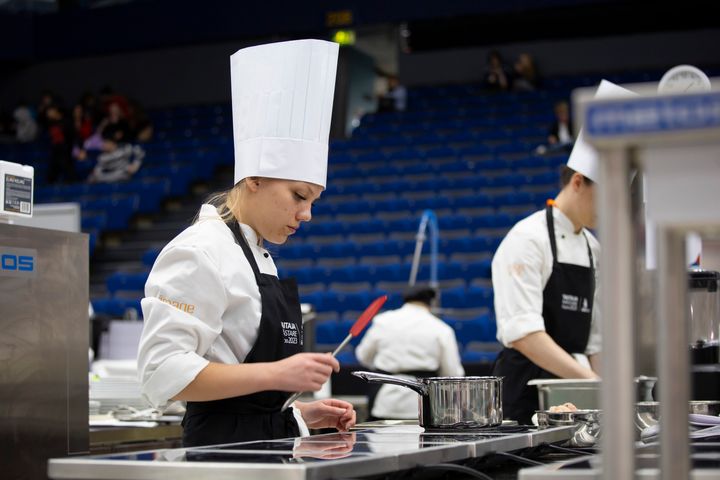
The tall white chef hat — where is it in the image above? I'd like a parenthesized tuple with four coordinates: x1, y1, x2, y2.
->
(567, 79, 637, 182)
(231, 39, 339, 188)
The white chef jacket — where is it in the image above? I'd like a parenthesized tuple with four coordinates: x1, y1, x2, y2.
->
(137, 204, 309, 434)
(491, 207, 601, 357)
(355, 303, 464, 419)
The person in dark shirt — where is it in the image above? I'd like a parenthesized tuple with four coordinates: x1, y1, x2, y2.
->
(46, 105, 76, 184)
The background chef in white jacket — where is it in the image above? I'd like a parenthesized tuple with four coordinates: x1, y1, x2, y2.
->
(355, 286, 464, 419)
(491, 80, 635, 425)
(137, 39, 355, 447)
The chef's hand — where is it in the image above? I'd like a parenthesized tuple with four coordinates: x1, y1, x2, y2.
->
(293, 432, 356, 460)
(294, 399, 357, 432)
(272, 353, 340, 392)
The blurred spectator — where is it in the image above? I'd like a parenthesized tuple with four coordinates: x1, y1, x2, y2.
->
(512, 53, 540, 91)
(73, 103, 94, 144)
(535, 100, 574, 155)
(482, 50, 512, 92)
(37, 90, 57, 131)
(99, 85, 130, 118)
(79, 91, 104, 127)
(87, 140, 144, 183)
(100, 101, 131, 143)
(548, 100, 574, 146)
(127, 99, 153, 143)
(12, 102, 38, 143)
(378, 75, 407, 113)
(45, 104, 76, 184)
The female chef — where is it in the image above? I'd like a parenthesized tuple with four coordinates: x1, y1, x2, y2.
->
(491, 80, 634, 424)
(137, 40, 355, 447)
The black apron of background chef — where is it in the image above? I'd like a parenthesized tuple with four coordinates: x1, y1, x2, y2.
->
(493, 205, 595, 425)
(182, 221, 303, 447)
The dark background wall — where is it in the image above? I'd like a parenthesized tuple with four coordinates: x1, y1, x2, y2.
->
(0, 0, 718, 108)
(400, 29, 720, 87)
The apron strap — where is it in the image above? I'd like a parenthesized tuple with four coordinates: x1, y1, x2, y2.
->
(228, 220, 264, 284)
(545, 205, 559, 263)
(546, 204, 595, 274)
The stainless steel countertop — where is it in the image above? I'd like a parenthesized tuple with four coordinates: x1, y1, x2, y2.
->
(519, 443, 720, 479)
(49, 425, 574, 480)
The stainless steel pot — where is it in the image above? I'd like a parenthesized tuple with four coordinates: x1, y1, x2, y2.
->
(536, 409, 602, 448)
(352, 371, 503, 429)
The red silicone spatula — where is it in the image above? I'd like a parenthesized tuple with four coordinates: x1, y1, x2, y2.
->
(281, 294, 388, 411)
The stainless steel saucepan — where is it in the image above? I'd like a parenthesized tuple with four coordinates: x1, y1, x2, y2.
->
(352, 371, 503, 429)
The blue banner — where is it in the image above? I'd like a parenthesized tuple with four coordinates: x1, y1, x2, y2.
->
(586, 92, 720, 137)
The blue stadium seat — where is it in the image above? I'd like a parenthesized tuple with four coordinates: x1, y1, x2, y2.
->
(327, 264, 374, 284)
(461, 350, 499, 363)
(289, 266, 328, 284)
(142, 247, 162, 267)
(463, 259, 493, 281)
(315, 321, 344, 345)
(106, 272, 149, 296)
(374, 264, 411, 283)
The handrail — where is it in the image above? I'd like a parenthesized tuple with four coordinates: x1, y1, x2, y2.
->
(408, 209, 439, 289)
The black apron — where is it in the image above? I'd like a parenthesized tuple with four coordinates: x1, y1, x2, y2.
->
(493, 206, 595, 424)
(182, 221, 303, 447)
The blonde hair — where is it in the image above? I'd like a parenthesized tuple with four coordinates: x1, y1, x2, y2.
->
(193, 180, 245, 225)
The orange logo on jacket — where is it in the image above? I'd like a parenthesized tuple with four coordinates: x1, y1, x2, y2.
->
(158, 295, 196, 314)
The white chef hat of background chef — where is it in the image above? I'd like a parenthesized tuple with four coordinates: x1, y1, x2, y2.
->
(230, 39, 339, 188)
(567, 79, 637, 182)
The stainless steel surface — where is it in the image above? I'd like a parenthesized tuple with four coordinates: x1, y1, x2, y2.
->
(0, 224, 89, 480)
(658, 227, 691, 480)
(352, 371, 503, 428)
(598, 147, 636, 480)
(520, 443, 720, 480)
(688, 271, 720, 347)
(48, 426, 575, 479)
(635, 402, 661, 433)
(576, 85, 720, 480)
(689, 401, 720, 416)
(536, 410, 602, 447)
(528, 379, 601, 410)
(633, 401, 720, 434)
(575, 84, 720, 479)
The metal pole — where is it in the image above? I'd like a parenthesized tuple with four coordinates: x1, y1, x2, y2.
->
(599, 148, 636, 480)
(409, 210, 438, 287)
(657, 226, 690, 480)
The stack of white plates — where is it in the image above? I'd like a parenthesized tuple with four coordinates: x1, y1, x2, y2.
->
(89, 377, 150, 414)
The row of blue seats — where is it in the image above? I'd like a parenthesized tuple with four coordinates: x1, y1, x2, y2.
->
(327, 142, 565, 161)
(315, 314, 496, 347)
(106, 261, 494, 296)
(302, 287, 492, 314)
(329, 165, 556, 184)
(283, 263, 493, 288)
(352, 124, 548, 141)
(279, 238, 500, 261)
(94, 286, 493, 322)
(89, 297, 500, 364)
(357, 109, 555, 129)
(141, 236, 498, 269)
(332, 132, 543, 154)
(292, 213, 528, 238)
(334, 348, 499, 366)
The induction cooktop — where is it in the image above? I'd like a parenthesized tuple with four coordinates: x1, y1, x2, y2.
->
(48, 426, 575, 480)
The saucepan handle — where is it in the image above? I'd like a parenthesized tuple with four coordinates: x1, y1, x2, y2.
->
(351, 371, 427, 395)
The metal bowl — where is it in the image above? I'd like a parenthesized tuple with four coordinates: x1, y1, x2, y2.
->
(536, 409, 602, 447)
(634, 401, 720, 433)
(634, 401, 660, 432)
(689, 400, 720, 416)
